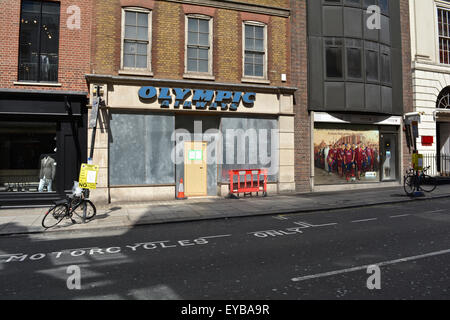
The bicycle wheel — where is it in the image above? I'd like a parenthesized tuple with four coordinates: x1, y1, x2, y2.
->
(72, 200, 96, 222)
(403, 175, 416, 196)
(42, 204, 67, 229)
(419, 175, 437, 193)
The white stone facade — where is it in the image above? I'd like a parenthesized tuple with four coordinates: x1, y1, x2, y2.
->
(410, 0, 450, 160)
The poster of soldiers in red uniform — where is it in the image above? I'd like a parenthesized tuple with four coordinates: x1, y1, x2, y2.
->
(314, 128, 380, 185)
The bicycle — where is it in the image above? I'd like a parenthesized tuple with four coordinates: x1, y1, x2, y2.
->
(42, 189, 96, 229)
(403, 166, 437, 196)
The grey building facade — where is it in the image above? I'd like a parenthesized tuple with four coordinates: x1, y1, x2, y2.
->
(307, 0, 406, 188)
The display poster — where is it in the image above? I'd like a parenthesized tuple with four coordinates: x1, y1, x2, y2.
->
(314, 128, 380, 185)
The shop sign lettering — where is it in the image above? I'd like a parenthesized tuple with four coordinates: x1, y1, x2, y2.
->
(138, 86, 256, 111)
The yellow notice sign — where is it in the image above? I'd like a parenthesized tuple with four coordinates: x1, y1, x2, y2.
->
(412, 154, 423, 171)
(79, 164, 99, 189)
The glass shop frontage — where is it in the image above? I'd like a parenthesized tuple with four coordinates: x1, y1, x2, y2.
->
(0, 90, 87, 207)
(312, 112, 402, 187)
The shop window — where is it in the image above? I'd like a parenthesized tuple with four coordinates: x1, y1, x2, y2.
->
(313, 124, 381, 185)
(18, 0, 60, 82)
(0, 122, 57, 193)
(243, 22, 267, 79)
(121, 7, 152, 71)
(186, 15, 212, 74)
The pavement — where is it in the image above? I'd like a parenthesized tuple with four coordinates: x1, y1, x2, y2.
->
(1, 183, 450, 236)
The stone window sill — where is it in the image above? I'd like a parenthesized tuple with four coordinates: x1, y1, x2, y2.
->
(241, 77, 270, 85)
(183, 73, 216, 81)
(14, 81, 62, 87)
(118, 69, 154, 77)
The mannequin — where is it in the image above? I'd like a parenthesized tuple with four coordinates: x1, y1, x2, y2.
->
(38, 154, 56, 192)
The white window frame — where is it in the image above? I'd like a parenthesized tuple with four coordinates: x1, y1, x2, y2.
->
(242, 21, 269, 84)
(120, 7, 153, 76)
(184, 14, 214, 80)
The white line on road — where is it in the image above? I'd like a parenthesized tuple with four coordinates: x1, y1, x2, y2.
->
(389, 214, 411, 218)
(351, 218, 378, 223)
(291, 248, 450, 282)
(425, 209, 447, 214)
(198, 234, 233, 239)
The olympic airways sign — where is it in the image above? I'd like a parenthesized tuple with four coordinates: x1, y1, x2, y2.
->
(138, 86, 256, 111)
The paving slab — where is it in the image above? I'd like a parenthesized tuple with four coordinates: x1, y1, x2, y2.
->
(1, 185, 450, 236)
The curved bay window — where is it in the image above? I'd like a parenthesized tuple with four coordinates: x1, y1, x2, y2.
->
(18, 0, 60, 83)
(0, 122, 57, 193)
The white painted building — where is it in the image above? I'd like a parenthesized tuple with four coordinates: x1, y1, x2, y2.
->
(410, 0, 450, 175)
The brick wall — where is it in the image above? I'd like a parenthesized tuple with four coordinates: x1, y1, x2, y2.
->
(290, 0, 310, 192)
(400, 0, 413, 171)
(90, 0, 291, 86)
(0, 0, 92, 92)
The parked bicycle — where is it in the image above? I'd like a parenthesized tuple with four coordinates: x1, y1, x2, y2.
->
(42, 188, 96, 229)
(403, 166, 437, 196)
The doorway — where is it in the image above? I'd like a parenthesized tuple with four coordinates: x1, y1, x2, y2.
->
(380, 133, 398, 181)
(184, 141, 207, 197)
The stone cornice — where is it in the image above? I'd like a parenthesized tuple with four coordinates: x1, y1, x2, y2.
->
(85, 74, 297, 94)
(160, 0, 290, 17)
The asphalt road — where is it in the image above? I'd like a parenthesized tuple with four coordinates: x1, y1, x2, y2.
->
(0, 197, 449, 301)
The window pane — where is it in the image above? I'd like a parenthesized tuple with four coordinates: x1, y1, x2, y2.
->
(188, 31, 198, 45)
(19, 12, 40, 81)
(124, 54, 135, 68)
(18, 0, 60, 82)
(244, 63, 253, 76)
(245, 25, 253, 39)
(245, 38, 255, 51)
(125, 25, 136, 39)
(255, 26, 264, 40)
(136, 55, 147, 68)
(188, 18, 198, 31)
(255, 39, 264, 51)
(198, 59, 208, 73)
(187, 47, 197, 59)
(326, 47, 343, 78)
(347, 47, 362, 78)
(379, 0, 389, 15)
(198, 48, 208, 60)
(254, 64, 263, 77)
(381, 54, 391, 83)
(125, 11, 136, 25)
(137, 43, 147, 55)
(199, 32, 209, 46)
(137, 26, 148, 41)
(245, 53, 254, 65)
(199, 19, 209, 33)
(42, 1, 59, 14)
(137, 12, 148, 27)
(255, 53, 264, 65)
(366, 50, 379, 81)
(187, 59, 197, 72)
(124, 41, 137, 54)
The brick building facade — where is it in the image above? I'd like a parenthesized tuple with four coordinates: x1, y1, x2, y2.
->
(87, 0, 296, 204)
(0, 0, 92, 206)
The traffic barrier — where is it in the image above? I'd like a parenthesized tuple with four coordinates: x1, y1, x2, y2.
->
(228, 169, 268, 199)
